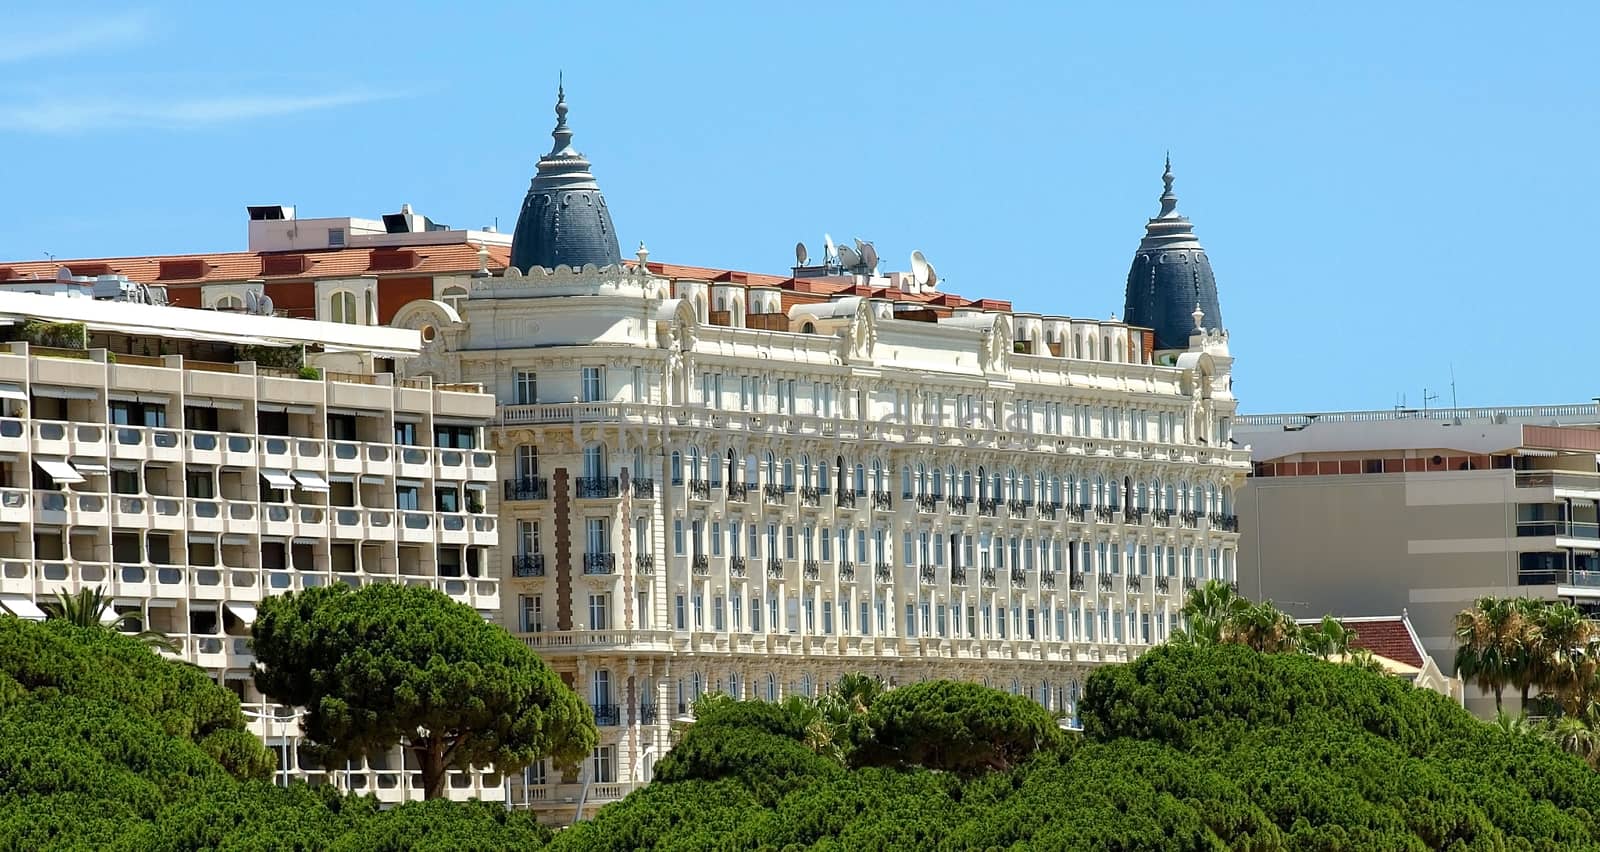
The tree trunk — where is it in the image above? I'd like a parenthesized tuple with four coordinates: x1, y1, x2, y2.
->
(414, 740, 447, 800)
(1493, 685, 1504, 714)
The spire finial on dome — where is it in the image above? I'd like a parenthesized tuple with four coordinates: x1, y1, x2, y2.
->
(548, 75, 575, 158)
(1159, 153, 1179, 217)
(1192, 302, 1205, 332)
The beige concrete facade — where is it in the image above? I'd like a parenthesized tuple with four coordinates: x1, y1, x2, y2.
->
(1236, 405, 1600, 717)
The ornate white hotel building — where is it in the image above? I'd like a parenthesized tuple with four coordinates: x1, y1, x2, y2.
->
(0, 281, 501, 802)
(388, 90, 1250, 816)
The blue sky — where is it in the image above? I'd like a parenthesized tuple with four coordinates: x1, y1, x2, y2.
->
(2, 2, 1594, 413)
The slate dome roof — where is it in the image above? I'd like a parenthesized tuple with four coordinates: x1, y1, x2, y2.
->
(1122, 157, 1223, 351)
(509, 85, 622, 273)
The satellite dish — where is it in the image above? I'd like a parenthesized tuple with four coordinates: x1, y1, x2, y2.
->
(795, 241, 809, 266)
(857, 240, 878, 273)
(258, 293, 274, 315)
(837, 245, 860, 268)
(244, 290, 259, 313)
(910, 251, 930, 288)
(924, 262, 939, 292)
(823, 233, 836, 263)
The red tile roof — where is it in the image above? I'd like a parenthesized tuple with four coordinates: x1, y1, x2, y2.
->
(0, 244, 510, 287)
(1299, 617, 1426, 668)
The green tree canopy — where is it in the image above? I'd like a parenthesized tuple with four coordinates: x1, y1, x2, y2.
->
(251, 583, 596, 799)
(858, 680, 1064, 774)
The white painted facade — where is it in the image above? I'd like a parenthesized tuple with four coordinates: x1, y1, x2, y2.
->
(398, 257, 1249, 819)
(0, 293, 501, 802)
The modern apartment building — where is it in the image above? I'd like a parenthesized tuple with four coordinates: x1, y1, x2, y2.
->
(388, 88, 1251, 818)
(1235, 403, 1600, 716)
(0, 280, 501, 801)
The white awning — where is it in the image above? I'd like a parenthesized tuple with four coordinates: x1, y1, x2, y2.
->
(109, 392, 170, 405)
(224, 601, 258, 624)
(292, 471, 330, 492)
(186, 397, 244, 411)
(0, 595, 47, 621)
(35, 458, 84, 484)
(222, 534, 252, 546)
(72, 461, 109, 474)
(261, 470, 296, 489)
(31, 385, 99, 400)
(328, 473, 356, 484)
(0, 383, 23, 401)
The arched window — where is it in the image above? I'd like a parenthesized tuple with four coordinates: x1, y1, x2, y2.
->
(729, 671, 741, 698)
(1092, 476, 1104, 507)
(800, 454, 812, 488)
(1221, 486, 1234, 515)
(441, 285, 467, 311)
(765, 673, 778, 702)
(330, 291, 358, 324)
(902, 465, 913, 498)
(691, 672, 703, 702)
(745, 454, 758, 484)
(216, 295, 243, 310)
(764, 451, 777, 482)
(365, 290, 376, 325)
(977, 467, 987, 500)
(669, 451, 682, 485)
(871, 459, 885, 492)
(592, 669, 611, 707)
(801, 321, 816, 334)
(688, 446, 703, 480)
(853, 464, 866, 495)
(782, 458, 795, 491)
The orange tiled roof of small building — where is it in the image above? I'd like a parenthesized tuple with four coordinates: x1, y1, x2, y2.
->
(1299, 616, 1427, 669)
(0, 244, 511, 286)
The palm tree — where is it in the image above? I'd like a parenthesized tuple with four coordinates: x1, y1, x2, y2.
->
(1454, 597, 1525, 714)
(1549, 715, 1600, 768)
(1302, 615, 1357, 661)
(1511, 597, 1549, 709)
(43, 586, 176, 652)
(1230, 600, 1301, 654)
(1493, 711, 1534, 738)
(1177, 579, 1251, 646)
(1529, 601, 1599, 716)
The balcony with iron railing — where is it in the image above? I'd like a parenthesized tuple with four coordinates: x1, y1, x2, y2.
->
(803, 560, 820, 581)
(1007, 500, 1029, 518)
(1153, 508, 1172, 525)
(694, 554, 711, 575)
(767, 558, 785, 579)
(978, 498, 999, 517)
(1069, 570, 1086, 591)
(839, 561, 856, 582)
(503, 477, 548, 501)
(836, 490, 856, 509)
(919, 565, 936, 584)
(763, 483, 786, 504)
(948, 495, 970, 514)
(1010, 568, 1026, 587)
(638, 704, 659, 725)
(631, 478, 655, 499)
(1184, 576, 1199, 591)
(952, 565, 968, 585)
(1180, 511, 1201, 528)
(512, 554, 545, 577)
(874, 563, 892, 583)
(1155, 575, 1171, 594)
(1069, 504, 1088, 522)
(582, 553, 616, 574)
(1128, 574, 1143, 593)
(1127, 507, 1147, 524)
(635, 553, 655, 574)
(1099, 573, 1115, 592)
(1037, 503, 1058, 520)
(872, 491, 893, 511)
(592, 704, 621, 727)
(576, 477, 620, 499)
(688, 479, 712, 500)
(1041, 571, 1057, 589)
(916, 494, 940, 513)
(729, 555, 745, 577)
(799, 486, 821, 507)
(1095, 506, 1117, 523)
(727, 481, 751, 502)
(981, 566, 997, 586)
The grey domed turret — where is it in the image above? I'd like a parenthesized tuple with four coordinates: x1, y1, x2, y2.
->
(509, 84, 622, 273)
(1122, 156, 1223, 351)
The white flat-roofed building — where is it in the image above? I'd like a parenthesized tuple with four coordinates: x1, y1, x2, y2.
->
(393, 88, 1250, 819)
(0, 288, 500, 802)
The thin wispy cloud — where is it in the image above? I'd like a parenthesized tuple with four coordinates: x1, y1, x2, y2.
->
(0, 90, 402, 133)
(1, 10, 154, 62)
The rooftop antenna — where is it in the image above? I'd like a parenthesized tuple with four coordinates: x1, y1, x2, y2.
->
(1422, 387, 1439, 415)
(823, 233, 837, 267)
(1449, 364, 1459, 410)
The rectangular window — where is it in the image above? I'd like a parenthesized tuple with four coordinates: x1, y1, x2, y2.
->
(675, 594, 686, 630)
(693, 593, 704, 630)
(673, 520, 685, 555)
(769, 598, 779, 633)
(588, 594, 609, 631)
(732, 595, 744, 631)
(822, 600, 832, 634)
(713, 595, 724, 631)
(520, 595, 542, 633)
(905, 603, 916, 638)
(581, 366, 604, 402)
(711, 521, 723, 557)
(784, 525, 796, 559)
(592, 746, 616, 784)
(860, 601, 870, 636)
(750, 598, 762, 632)
(587, 518, 609, 555)
(514, 370, 537, 405)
